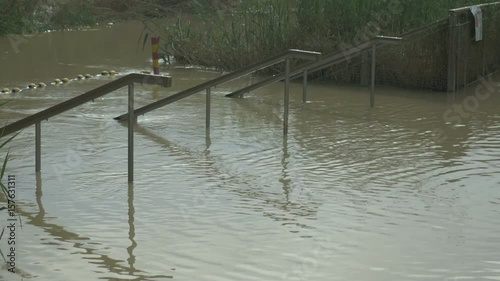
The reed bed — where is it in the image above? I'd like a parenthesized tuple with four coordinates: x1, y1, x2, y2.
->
(161, 0, 496, 72)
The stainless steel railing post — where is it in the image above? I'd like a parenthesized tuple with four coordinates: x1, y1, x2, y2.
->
(206, 87, 211, 130)
(302, 69, 308, 103)
(35, 122, 41, 171)
(370, 42, 376, 108)
(128, 83, 134, 183)
(284, 57, 291, 135)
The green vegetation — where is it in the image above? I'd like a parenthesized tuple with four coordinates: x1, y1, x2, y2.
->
(0, 0, 43, 35)
(159, 0, 497, 71)
(1, 0, 497, 74)
(49, 1, 95, 30)
(0, 0, 191, 35)
(0, 0, 96, 35)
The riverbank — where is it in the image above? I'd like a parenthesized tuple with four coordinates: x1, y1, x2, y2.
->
(0, 0, 210, 35)
(2, 0, 497, 83)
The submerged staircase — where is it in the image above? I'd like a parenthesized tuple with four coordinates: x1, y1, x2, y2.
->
(0, 37, 403, 182)
(114, 36, 401, 124)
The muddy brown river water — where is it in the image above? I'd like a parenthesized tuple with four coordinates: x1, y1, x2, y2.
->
(0, 22, 499, 281)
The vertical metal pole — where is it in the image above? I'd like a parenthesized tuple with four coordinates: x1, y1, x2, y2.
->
(456, 22, 462, 90)
(128, 83, 134, 183)
(284, 57, 290, 135)
(360, 51, 370, 86)
(464, 39, 467, 93)
(35, 122, 41, 172)
(370, 42, 376, 108)
(302, 70, 308, 104)
(482, 49, 486, 77)
(151, 37, 160, 75)
(206, 87, 211, 130)
(447, 11, 457, 92)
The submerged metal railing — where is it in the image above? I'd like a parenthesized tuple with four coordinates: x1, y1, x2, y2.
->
(226, 36, 401, 108)
(114, 49, 321, 134)
(0, 73, 172, 182)
(0, 42, 406, 181)
(114, 38, 402, 137)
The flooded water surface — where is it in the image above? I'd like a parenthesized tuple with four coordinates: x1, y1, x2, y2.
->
(0, 22, 499, 281)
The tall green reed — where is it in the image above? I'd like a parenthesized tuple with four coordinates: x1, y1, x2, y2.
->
(163, 0, 294, 70)
(159, 0, 495, 71)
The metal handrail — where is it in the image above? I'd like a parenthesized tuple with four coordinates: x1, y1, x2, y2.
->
(225, 40, 377, 98)
(226, 36, 401, 108)
(0, 73, 172, 182)
(450, 1, 500, 13)
(113, 49, 320, 121)
(0, 74, 171, 137)
(225, 36, 408, 99)
(113, 41, 403, 135)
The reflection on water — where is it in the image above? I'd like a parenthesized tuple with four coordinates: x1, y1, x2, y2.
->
(0, 22, 499, 281)
(127, 183, 137, 275)
(0, 173, 172, 280)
